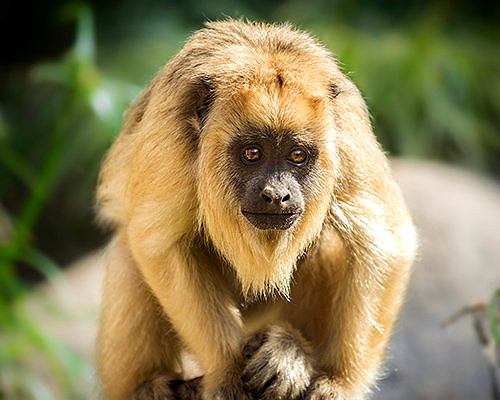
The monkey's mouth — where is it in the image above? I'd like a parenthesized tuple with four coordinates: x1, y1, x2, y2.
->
(242, 211, 301, 230)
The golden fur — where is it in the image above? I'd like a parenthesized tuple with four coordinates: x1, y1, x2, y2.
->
(96, 20, 416, 400)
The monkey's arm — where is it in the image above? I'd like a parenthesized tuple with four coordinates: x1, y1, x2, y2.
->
(285, 84, 416, 398)
(126, 224, 249, 398)
(287, 216, 415, 399)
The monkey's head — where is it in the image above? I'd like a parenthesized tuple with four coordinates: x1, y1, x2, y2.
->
(99, 22, 369, 298)
(188, 25, 354, 297)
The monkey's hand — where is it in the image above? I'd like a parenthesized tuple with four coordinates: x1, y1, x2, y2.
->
(241, 324, 315, 400)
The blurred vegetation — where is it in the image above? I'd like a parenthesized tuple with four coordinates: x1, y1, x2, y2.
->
(0, 0, 499, 398)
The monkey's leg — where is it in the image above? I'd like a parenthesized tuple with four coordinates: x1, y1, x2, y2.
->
(285, 232, 412, 399)
(127, 231, 251, 400)
(97, 235, 182, 400)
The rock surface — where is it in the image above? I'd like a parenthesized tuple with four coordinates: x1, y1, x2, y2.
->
(373, 159, 500, 400)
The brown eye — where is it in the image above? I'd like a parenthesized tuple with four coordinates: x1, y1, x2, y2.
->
(242, 146, 262, 162)
(289, 148, 307, 164)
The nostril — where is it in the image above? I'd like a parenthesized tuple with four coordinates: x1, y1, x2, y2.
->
(281, 193, 290, 203)
(262, 193, 273, 203)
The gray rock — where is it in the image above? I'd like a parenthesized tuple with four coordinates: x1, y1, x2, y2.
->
(373, 160, 500, 400)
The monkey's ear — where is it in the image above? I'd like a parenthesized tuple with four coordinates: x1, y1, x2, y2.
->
(194, 76, 216, 130)
(328, 83, 342, 99)
(122, 84, 152, 134)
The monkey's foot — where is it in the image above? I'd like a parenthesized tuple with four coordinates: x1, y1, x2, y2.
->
(303, 376, 355, 400)
(133, 376, 204, 400)
(241, 324, 315, 400)
(133, 375, 177, 400)
(202, 372, 252, 400)
(172, 377, 203, 400)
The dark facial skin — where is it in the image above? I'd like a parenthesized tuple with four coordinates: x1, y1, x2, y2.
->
(228, 129, 318, 230)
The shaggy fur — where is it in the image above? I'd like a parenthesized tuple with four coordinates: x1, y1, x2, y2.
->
(96, 20, 416, 400)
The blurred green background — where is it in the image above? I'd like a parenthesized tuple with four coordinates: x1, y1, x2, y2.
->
(0, 0, 499, 398)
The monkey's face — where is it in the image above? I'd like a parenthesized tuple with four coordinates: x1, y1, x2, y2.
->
(197, 79, 339, 295)
(229, 131, 318, 231)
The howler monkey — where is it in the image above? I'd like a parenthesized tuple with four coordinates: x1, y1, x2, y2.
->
(96, 20, 416, 400)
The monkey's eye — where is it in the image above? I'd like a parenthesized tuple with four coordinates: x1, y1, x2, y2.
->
(288, 147, 307, 164)
(241, 146, 263, 163)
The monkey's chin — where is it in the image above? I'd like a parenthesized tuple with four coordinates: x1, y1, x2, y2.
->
(241, 211, 301, 230)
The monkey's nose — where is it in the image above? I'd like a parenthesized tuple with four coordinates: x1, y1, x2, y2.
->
(260, 186, 291, 205)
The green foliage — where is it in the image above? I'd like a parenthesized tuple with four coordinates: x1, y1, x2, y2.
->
(316, 23, 500, 174)
(0, 301, 94, 399)
(0, 4, 131, 293)
(0, 5, 136, 398)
